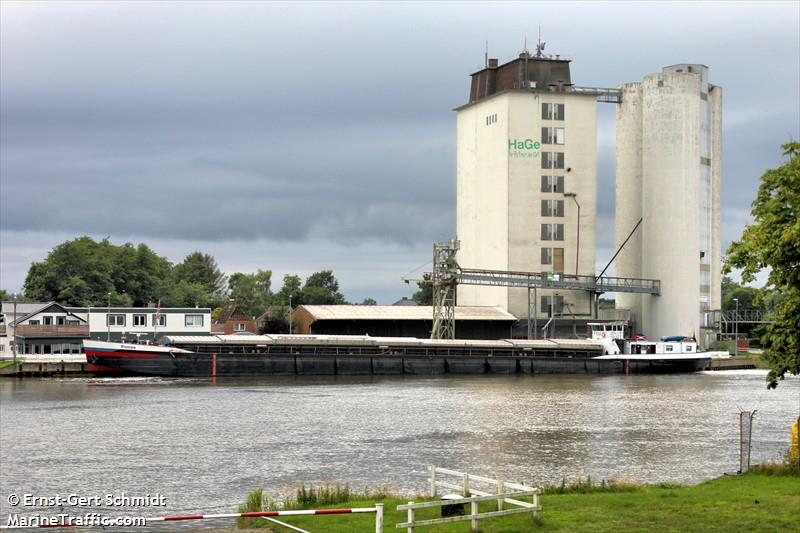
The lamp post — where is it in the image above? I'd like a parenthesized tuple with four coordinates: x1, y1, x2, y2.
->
(563, 192, 580, 277)
(734, 298, 740, 356)
(107, 292, 112, 341)
(12, 292, 18, 362)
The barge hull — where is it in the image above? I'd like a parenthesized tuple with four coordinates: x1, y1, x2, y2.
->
(85, 352, 709, 377)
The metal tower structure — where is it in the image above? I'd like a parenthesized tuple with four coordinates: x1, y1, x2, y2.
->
(431, 240, 460, 340)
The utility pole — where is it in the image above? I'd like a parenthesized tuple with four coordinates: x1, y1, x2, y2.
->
(12, 293, 18, 362)
(107, 292, 112, 342)
(733, 298, 739, 356)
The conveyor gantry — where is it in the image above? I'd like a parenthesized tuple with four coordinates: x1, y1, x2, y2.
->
(458, 268, 660, 295)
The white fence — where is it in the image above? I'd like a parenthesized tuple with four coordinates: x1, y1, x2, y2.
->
(396, 466, 541, 531)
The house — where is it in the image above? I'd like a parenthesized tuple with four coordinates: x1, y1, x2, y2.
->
(0, 301, 212, 355)
(1, 302, 89, 356)
(212, 299, 257, 334)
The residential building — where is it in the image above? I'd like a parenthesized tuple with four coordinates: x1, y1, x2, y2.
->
(0, 302, 212, 355)
(212, 299, 257, 334)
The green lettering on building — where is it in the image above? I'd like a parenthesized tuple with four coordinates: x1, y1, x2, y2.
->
(508, 138, 541, 158)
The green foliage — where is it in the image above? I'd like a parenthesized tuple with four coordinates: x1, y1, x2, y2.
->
(23, 237, 172, 306)
(542, 476, 646, 495)
(275, 274, 302, 306)
(360, 297, 377, 305)
(173, 252, 227, 296)
(412, 273, 433, 305)
(228, 270, 273, 318)
(721, 276, 761, 312)
(724, 142, 800, 388)
(303, 270, 346, 304)
(0, 289, 10, 301)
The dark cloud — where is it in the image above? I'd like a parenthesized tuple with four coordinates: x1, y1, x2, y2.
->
(1, 1, 798, 298)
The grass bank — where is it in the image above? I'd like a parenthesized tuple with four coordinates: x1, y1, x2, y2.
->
(238, 471, 799, 532)
(0, 360, 22, 370)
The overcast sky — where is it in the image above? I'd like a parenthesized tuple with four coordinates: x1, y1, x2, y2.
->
(1, 1, 798, 303)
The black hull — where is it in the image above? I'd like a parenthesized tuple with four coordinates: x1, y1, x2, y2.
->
(88, 352, 711, 377)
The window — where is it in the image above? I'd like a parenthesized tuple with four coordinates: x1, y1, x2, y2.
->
(68, 320, 79, 325)
(540, 175, 564, 193)
(152, 314, 166, 327)
(133, 314, 147, 327)
(541, 103, 565, 120)
(541, 199, 564, 217)
(185, 314, 204, 327)
(541, 248, 553, 265)
(666, 345, 673, 352)
(29, 320, 40, 326)
(107, 314, 125, 327)
(57, 316, 66, 325)
(541, 152, 565, 169)
(541, 127, 565, 145)
(43, 316, 53, 325)
(540, 224, 564, 241)
(235, 322, 246, 332)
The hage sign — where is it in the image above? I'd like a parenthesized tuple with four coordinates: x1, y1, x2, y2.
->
(508, 138, 541, 158)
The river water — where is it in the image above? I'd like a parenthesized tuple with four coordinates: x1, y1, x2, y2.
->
(1, 371, 798, 524)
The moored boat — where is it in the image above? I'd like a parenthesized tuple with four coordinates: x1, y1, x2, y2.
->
(82, 331, 710, 378)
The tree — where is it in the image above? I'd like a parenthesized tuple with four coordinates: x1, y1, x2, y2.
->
(721, 276, 761, 312)
(228, 270, 273, 318)
(302, 270, 346, 304)
(412, 273, 433, 305)
(173, 252, 228, 297)
(0, 289, 11, 301)
(724, 142, 800, 388)
(360, 298, 377, 305)
(23, 236, 172, 306)
(275, 274, 302, 306)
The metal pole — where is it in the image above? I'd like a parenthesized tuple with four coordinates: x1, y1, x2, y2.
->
(12, 293, 18, 362)
(564, 193, 580, 277)
(288, 295, 292, 335)
(734, 298, 739, 356)
(107, 292, 111, 341)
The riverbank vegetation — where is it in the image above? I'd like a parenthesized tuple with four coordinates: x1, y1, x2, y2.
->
(13, 236, 356, 329)
(724, 141, 800, 388)
(237, 469, 799, 532)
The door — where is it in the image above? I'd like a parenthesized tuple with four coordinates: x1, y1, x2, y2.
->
(553, 248, 565, 273)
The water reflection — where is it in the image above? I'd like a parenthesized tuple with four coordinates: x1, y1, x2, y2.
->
(1, 372, 798, 522)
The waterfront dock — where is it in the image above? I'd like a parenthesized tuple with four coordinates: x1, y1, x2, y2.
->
(0, 355, 88, 376)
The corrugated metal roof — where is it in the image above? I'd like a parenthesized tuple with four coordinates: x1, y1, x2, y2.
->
(296, 305, 516, 322)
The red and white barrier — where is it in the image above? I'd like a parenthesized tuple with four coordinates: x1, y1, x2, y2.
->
(0, 504, 385, 532)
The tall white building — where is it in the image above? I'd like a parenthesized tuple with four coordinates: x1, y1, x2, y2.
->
(455, 52, 597, 320)
(615, 64, 722, 344)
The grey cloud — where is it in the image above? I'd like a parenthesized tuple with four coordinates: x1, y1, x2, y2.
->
(1, 1, 798, 298)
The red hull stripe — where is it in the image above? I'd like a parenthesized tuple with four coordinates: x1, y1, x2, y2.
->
(85, 350, 163, 359)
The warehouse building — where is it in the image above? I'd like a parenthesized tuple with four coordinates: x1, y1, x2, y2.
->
(291, 305, 517, 339)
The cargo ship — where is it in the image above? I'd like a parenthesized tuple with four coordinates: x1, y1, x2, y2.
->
(83, 331, 711, 377)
